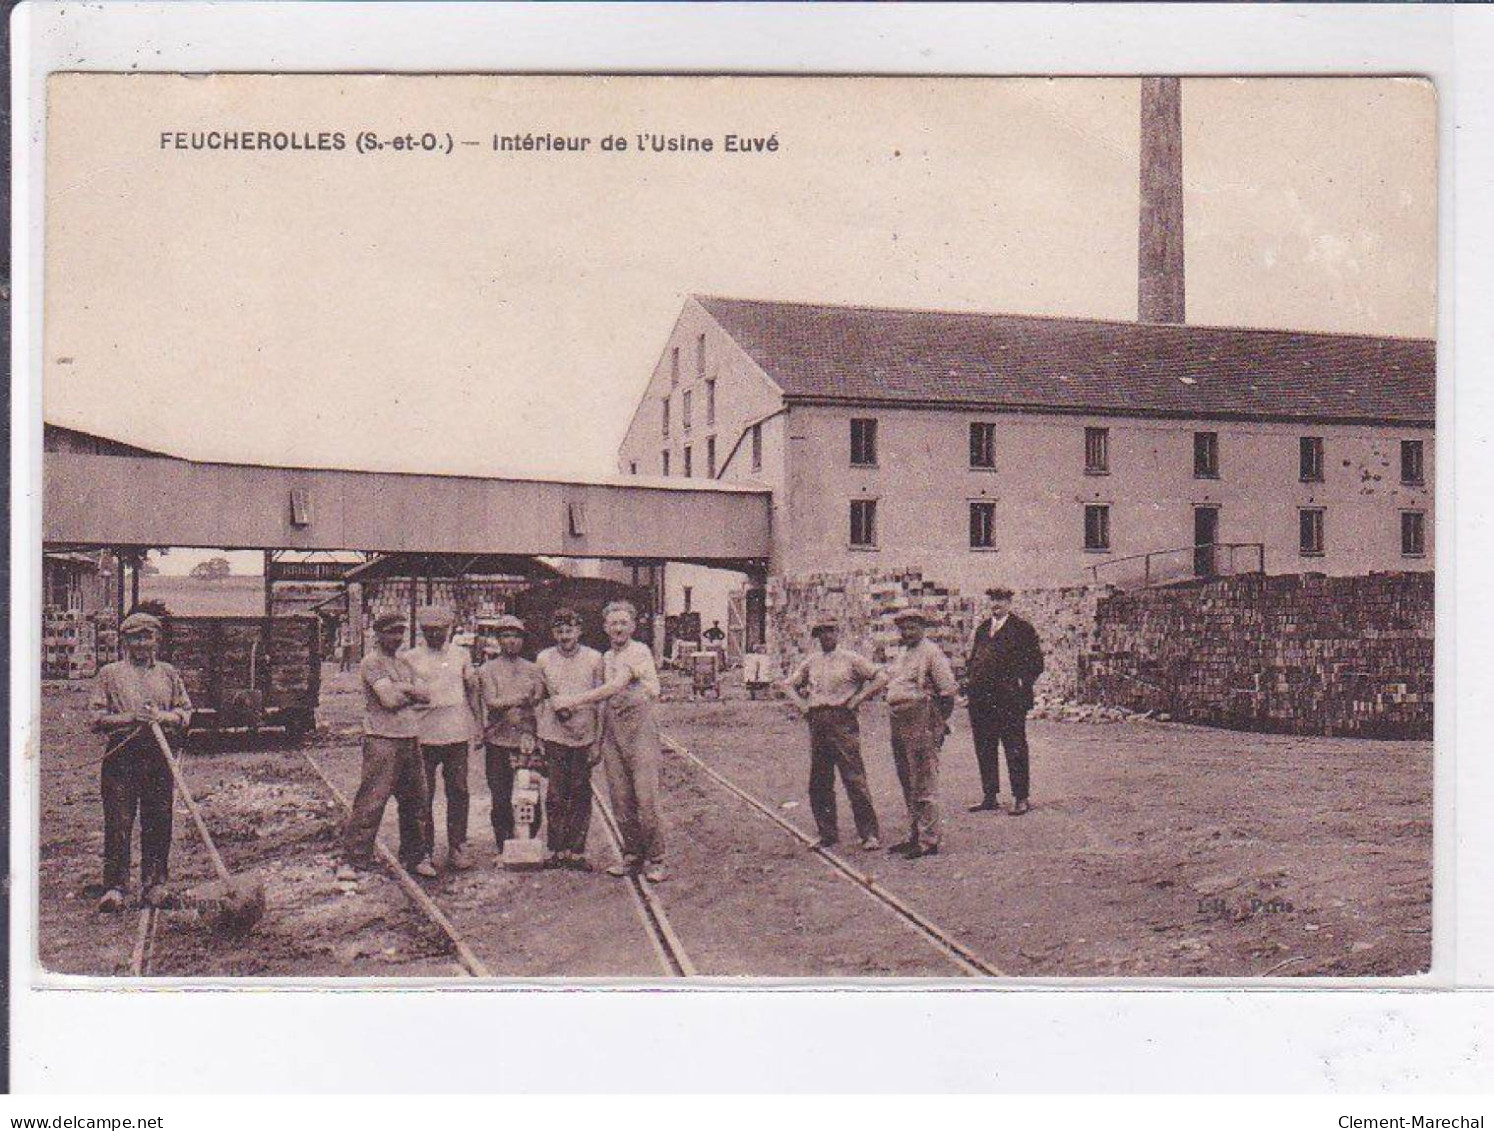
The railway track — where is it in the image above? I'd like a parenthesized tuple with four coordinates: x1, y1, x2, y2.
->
(298, 750, 492, 978)
(660, 732, 1004, 978)
(129, 906, 159, 976)
(298, 748, 693, 980)
(131, 738, 983, 980)
(591, 793, 695, 976)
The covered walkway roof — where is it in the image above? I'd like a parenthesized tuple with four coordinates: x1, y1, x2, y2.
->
(44, 440, 773, 569)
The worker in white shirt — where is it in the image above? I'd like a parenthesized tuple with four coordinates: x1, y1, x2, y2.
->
(404, 606, 479, 871)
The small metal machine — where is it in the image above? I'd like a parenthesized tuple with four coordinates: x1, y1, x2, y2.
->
(502, 742, 549, 869)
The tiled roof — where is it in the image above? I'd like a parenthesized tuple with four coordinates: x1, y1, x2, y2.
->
(697, 297, 1435, 426)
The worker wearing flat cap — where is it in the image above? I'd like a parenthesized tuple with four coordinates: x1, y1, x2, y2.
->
(477, 614, 548, 848)
(404, 606, 480, 873)
(88, 611, 193, 913)
(881, 607, 959, 859)
(965, 586, 1044, 816)
(781, 618, 886, 852)
(340, 611, 434, 882)
(550, 600, 668, 882)
(534, 608, 605, 870)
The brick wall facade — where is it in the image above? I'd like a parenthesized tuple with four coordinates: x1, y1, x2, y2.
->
(1078, 572, 1432, 738)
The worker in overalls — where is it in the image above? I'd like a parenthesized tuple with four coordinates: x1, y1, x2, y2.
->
(883, 608, 959, 860)
(88, 611, 194, 913)
(549, 600, 667, 882)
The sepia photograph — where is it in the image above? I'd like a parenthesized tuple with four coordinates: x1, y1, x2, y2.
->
(36, 72, 1435, 981)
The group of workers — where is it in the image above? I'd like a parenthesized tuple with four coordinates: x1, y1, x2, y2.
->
(82, 585, 1040, 914)
(782, 586, 1044, 860)
(339, 599, 668, 886)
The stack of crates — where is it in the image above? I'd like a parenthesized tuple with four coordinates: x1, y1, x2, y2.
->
(42, 609, 118, 680)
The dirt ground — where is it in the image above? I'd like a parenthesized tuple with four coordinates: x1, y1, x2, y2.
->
(35, 663, 1430, 979)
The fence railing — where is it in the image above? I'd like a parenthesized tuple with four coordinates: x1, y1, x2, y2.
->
(1088, 542, 1265, 589)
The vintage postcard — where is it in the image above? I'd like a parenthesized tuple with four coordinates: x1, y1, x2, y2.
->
(37, 73, 1435, 981)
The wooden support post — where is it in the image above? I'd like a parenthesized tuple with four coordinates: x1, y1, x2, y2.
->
(263, 550, 274, 618)
(115, 549, 126, 622)
(409, 558, 420, 647)
(129, 553, 141, 610)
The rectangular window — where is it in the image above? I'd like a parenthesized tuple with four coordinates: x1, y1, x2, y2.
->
(1300, 436, 1324, 482)
(969, 422, 996, 469)
(670, 347, 679, 385)
(1401, 510, 1427, 557)
(851, 418, 878, 467)
(1084, 504, 1110, 551)
(850, 499, 878, 548)
(1401, 439, 1425, 485)
(1194, 431, 1219, 479)
(683, 445, 693, 478)
(697, 333, 707, 377)
(661, 396, 670, 439)
(751, 424, 763, 472)
(682, 389, 693, 431)
(1299, 508, 1325, 556)
(706, 379, 717, 426)
(706, 436, 717, 478)
(969, 501, 996, 549)
(661, 450, 670, 477)
(1085, 427, 1110, 475)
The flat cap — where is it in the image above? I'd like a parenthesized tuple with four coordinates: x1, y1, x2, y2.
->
(373, 612, 407, 633)
(120, 612, 162, 636)
(810, 618, 839, 636)
(417, 605, 454, 628)
(550, 607, 582, 628)
(493, 614, 526, 634)
(985, 585, 1015, 600)
(892, 607, 930, 625)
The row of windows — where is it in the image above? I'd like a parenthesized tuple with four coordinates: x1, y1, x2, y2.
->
(656, 437, 720, 478)
(647, 422, 763, 479)
(661, 378, 717, 439)
(669, 334, 709, 386)
(844, 498, 1429, 558)
(848, 418, 1429, 486)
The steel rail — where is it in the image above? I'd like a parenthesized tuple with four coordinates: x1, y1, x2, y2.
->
(300, 749, 490, 978)
(129, 906, 159, 976)
(592, 793, 696, 977)
(661, 734, 1004, 978)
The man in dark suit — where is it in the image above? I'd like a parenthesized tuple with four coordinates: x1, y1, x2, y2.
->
(965, 586, 1044, 816)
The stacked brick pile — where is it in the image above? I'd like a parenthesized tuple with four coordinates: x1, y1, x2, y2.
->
(769, 569, 1112, 701)
(42, 610, 119, 680)
(362, 577, 530, 638)
(1078, 572, 1432, 738)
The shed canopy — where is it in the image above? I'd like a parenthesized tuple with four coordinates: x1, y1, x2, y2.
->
(343, 553, 564, 583)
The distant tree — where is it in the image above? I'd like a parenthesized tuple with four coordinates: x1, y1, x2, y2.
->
(190, 557, 232, 582)
(140, 560, 161, 576)
(133, 599, 170, 618)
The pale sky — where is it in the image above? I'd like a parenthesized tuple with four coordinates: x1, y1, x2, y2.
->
(45, 75, 1436, 482)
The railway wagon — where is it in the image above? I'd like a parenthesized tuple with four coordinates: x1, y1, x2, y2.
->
(158, 614, 321, 742)
(508, 577, 656, 660)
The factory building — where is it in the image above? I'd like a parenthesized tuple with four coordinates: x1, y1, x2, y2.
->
(615, 294, 1433, 602)
(615, 78, 1435, 649)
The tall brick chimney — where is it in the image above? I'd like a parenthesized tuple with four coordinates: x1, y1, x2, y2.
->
(1138, 76, 1185, 324)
